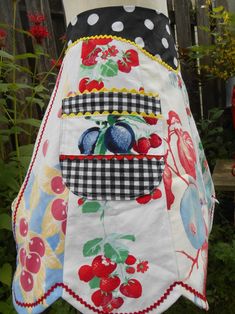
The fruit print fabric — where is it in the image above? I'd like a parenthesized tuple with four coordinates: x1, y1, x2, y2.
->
(66, 6, 178, 69)
(11, 6, 217, 314)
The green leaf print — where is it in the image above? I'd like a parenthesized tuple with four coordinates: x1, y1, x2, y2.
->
(121, 115, 146, 124)
(100, 59, 118, 77)
(82, 201, 101, 213)
(89, 276, 101, 289)
(83, 238, 103, 257)
(94, 130, 107, 155)
(104, 243, 129, 264)
(119, 235, 136, 242)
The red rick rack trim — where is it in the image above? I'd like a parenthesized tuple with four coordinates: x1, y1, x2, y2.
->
(13, 281, 207, 312)
(13, 64, 64, 235)
(59, 154, 164, 161)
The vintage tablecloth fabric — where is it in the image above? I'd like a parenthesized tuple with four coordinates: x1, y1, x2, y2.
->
(11, 6, 217, 314)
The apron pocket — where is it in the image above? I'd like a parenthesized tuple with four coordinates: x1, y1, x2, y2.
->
(59, 90, 166, 200)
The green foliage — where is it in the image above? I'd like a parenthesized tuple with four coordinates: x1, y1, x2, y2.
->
(189, 6, 235, 80)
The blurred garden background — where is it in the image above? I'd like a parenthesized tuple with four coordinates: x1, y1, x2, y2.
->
(0, 0, 235, 313)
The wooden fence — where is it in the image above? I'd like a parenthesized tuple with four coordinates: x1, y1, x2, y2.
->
(0, 0, 229, 121)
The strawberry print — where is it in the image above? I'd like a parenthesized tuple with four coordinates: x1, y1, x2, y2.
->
(78, 265, 94, 282)
(100, 275, 121, 292)
(91, 255, 117, 278)
(91, 289, 112, 307)
(149, 133, 162, 148)
(120, 279, 142, 298)
(79, 77, 104, 93)
(76, 200, 150, 311)
(133, 137, 151, 154)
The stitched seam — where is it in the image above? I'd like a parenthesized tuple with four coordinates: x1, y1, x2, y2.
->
(13, 281, 207, 312)
(65, 35, 180, 73)
(12, 65, 64, 234)
(61, 112, 163, 119)
(63, 88, 159, 99)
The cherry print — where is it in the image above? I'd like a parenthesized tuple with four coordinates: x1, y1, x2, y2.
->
(19, 218, 28, 237)
(29, 236, 45, 257)
(152, 188, 162, 200)
(149, 133, 162, 148)
(133, 137, 151, 154)
(136, 194, 152, 204)
(61, 220, 67, 235)
(51, 199, 67, 221)
(19, 248, 27, 267)
(20, 270, 34, 292)
(51, 176, 65, 194)
(25, 252, 41, 274)
(77, 198, 84, 206)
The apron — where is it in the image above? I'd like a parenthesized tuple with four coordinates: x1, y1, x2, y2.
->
(11, 6, 217, 314)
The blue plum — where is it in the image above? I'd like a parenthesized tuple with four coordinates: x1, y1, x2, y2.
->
(104, 122, 135, 153)
(180, 183, 206, 249)
(78, 127, 100, 154)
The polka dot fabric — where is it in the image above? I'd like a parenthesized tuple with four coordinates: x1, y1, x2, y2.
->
(66, 6, 178, 70)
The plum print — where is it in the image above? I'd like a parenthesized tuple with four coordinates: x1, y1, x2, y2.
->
(78, 127, 100, 154)
(104, 122, 135, 153)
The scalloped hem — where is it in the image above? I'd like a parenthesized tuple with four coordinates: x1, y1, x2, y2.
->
(13, 281, 209, 313)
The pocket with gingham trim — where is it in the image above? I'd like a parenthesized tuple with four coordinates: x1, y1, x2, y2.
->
(59, 90, 166, 200)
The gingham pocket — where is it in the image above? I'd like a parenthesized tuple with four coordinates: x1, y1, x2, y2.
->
(59, 91, 166, 200)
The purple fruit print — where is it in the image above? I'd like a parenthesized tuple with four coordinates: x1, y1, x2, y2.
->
(78, 127, 100, 154)
(104, 122, 135, 153)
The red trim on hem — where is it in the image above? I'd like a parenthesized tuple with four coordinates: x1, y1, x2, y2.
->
(14, 281, 207, 313)
(59, 154, 164, 161)
(13, 65, 64, 235)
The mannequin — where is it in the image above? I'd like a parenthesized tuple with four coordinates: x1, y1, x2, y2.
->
(62, 0, 169, 25)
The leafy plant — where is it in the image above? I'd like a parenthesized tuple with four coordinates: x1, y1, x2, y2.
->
(190, 5, 235, 80)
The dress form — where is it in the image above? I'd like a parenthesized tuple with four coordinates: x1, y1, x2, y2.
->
(62, 0, 169, 25)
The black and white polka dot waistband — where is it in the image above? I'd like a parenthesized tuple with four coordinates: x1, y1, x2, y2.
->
(66, 6, 179, 70)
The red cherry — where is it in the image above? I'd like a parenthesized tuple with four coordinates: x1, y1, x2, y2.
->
(51, 199, 67, 221)
(136, 194, 152, 204)
(125, 255, 136, 265)
(25, 252, 41, 274)
(100, 275, 121, 292)
(133, 138, 151, 154)
(79, 77, 89, 93)
(110, 296, 124, 309)
(78, 265, 94, 282)
(152, 188, 162, 200)
(91, 289, 112, 307)
(51, 176, 65, 194)
(77, 198, 84, 206)
(119, 279, 142, 298)
(29, 237, 45, 257)
(20, 270, 34, 292)
(126, 266, 135, 274)
(61, 220, 67, 234)
(143, 117, 158, 125)
(19, 248, 27, 267)
(149, 134, 162, 148)
(91, 255, 117, 278)
(19, 218, 28, 237)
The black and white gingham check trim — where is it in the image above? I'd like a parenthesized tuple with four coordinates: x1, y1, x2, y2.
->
(62, 92, 161, 115)
(60, 158, 164, 200)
